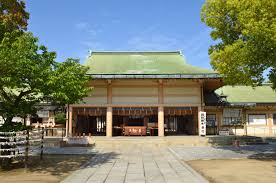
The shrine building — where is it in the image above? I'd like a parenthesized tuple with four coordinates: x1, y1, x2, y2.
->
(66, 51, 276, 137)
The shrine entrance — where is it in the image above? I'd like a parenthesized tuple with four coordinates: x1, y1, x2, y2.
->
(112, 107, 158, 136)
(69, 106, 199, 137)
(73, 107, 107, 136)
(164, 107, 198, 135)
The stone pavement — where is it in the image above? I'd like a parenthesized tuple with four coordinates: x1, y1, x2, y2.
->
(61, 145, 208, 183)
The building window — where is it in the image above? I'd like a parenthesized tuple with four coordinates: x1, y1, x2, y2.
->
(223, 117, 241, 125)
(248, 114, 266, 125)
(273, 114, 276, 125)
(207, 114, 216, 127)
(222, 108, 242, 125)
(37, 110, 49, 118)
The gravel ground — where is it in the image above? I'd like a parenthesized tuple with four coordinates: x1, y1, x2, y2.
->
(169, 144, 276, 161)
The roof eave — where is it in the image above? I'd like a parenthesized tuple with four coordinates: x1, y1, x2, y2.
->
(88, 73, 222, 79)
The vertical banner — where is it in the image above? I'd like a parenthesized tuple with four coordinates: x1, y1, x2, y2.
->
(199, 111, 206, 136)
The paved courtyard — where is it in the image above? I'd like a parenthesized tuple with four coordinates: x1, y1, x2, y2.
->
(57, 143, 276, 183)
(61, 145, 207, 183)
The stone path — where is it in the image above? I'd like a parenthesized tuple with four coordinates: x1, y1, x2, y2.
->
(61, 145, 208, 183)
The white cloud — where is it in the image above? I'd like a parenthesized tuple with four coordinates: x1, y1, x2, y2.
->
(125, 26, 213, 68)
(127, 30, 180, 51)
(74, 22, 89, 30)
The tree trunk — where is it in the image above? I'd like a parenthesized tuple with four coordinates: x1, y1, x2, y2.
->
(4, 116, 13, 125)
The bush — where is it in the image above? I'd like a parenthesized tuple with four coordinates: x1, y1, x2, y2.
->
(54, 113, 66, 124)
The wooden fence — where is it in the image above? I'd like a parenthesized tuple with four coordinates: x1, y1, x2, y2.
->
(0, 128, 44, 165)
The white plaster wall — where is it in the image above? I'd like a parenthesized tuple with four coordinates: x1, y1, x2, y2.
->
(112, 87, 158, 96)
(112, 97, 158, 104)
(83, 97, 107, 104)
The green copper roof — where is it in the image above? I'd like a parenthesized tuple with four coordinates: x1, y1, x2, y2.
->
(215, 85, 276, 104)
(85, 51, 215, 75)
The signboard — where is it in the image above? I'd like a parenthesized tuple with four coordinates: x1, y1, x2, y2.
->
(199, 111, 206, 136)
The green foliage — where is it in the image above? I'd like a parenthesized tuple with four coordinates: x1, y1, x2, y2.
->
(201, 0, 276, 89)
(49, 58, 92, 106)
(0, 0, 29, 41)
(0, 32, 91, 126)
(54, 113, 66, 124)
(0, 31, 56, 123)
(0, 122, 30, 132)
(0, 1, 91, 131)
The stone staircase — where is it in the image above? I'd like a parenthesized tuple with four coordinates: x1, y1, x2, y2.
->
(86, 136, 210, 148)
(44, 135, 276, 148)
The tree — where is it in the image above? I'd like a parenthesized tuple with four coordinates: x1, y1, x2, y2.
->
(48, 59, 92, 133)
(0, 31, 56, 126)
(49, 58, 91, 106)
(0, 32, 91, 129)
(0, 0, 29, 41)
(201, 0, 276, 89)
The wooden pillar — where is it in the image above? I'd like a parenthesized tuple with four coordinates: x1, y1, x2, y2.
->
(158, 79, 164, 104)
(158, 80, 164, 136)
(65, 107, 69, 137)
(68, 106, 73, 137)
(268, 113, 273, 136)
(106, 106, 113, 137)
(158, 106, 164, 136)
(217, 112, 222, 133)
(242, 109, 247, 136)
(107, 80, 112, 104)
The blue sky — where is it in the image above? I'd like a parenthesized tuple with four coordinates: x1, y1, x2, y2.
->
(26, 0, 214, 69)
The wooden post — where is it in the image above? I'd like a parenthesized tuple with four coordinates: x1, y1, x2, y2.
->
(198, 106, 202, 136)
(61, 128, 64, 141)
(68, 106, 73, 137)
(106, 106, 113, 137)
(158, 106, 164, 136)
(268, 113, 273, 136)
(24, 129, 29, 170)
(40, 127, 44, 160)
(158, 80, 164, 104)
(65, 105, 69, 137)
